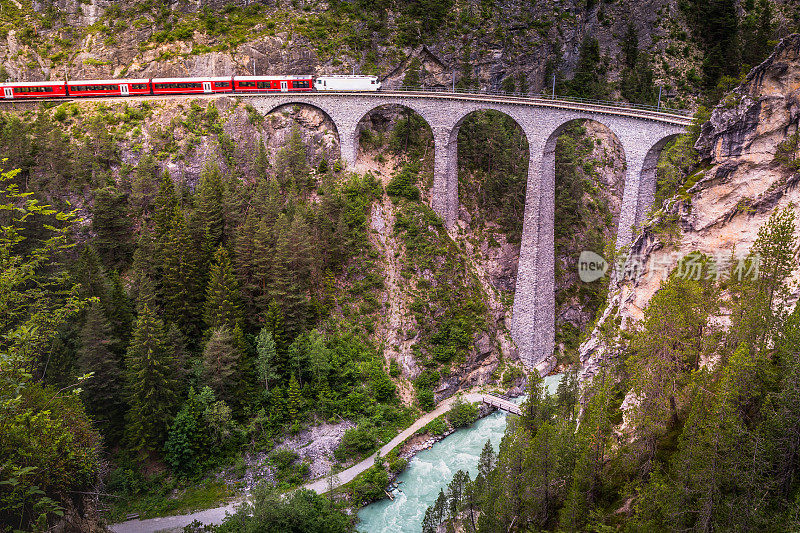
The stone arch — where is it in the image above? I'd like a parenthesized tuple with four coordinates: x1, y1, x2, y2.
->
(543, 118, 628, 238)
(636, 133, 681, 225)
(449, 108, 531, 240)
(432, 105, 535, 229)
(260, 100, 343, 164)
(351, 103, 436, 165)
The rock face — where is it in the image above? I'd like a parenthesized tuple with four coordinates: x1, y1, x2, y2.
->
(579, 34, 800, 379)
(7, 0, 797, 102)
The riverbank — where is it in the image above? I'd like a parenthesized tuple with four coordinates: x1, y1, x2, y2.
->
(109, 391, 496, 533)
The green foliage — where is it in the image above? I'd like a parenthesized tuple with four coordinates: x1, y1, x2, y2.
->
(446, 397, 479, 428)
(276, 125, 311, 191)
(423, 416, 449, 436)
(125, 304, 181, 449)
(78, 300, 125, 435)
(255, 328, 278, 392)
(202, 326, 245, 407)
(654, 107, 711, 209)
(388, 109, 432, 159)
(91, 186, 134, 269)
(566, 36, 608, 99)
(0, 382, 101, 532)
(187, 484, 351, 532)
(386, 162, 421, 201)
(457, 110, 528, 241)
(349, 465, 389, 505)
(165, 387, 238, 477)
(335, 420, 381, 461)
(773, 133, 800, 172)
(204, 246, 242, 331)
(0, 166, 100, 530)
(619, 25, 656, 105)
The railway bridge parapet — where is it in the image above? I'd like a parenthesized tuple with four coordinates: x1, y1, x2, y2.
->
(248, 91, 689, 372)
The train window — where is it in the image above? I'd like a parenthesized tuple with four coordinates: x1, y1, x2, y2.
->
(215, 82, 230, 88)
(154, 82, 202, 89)
(239, 81, 256, 88)
(17, 86, 55, 93)
(292, 80, 310, 89)
(132, 84, 148, 90)
(257, 81, 270, 89)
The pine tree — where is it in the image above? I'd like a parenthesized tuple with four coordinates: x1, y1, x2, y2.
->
(252, 216, 276, 316)
(235, 213, 260, 323)
(567, 37, 608, 99)
(263, 300, 289, 374)
(74, 245, 109, 300)
(130, 228, 159, 308)
(204, 245, 242, 331)
(161, 209, 205, 341)
(253, 139, 270, 180)
(91, 186, 134, 269)
(202, 326, 241, 405)
(153, 171, 178, 241)
(627, 260, 718, 456)
(730, 206, 796, 354)
(271, 213, 310, 337)
(130, 154, 159, 219)
(197, 162, 226, 249)
(255, 327, 278, 392)
(125, 304, 179, 449)
(104, 270, 133, 356)
(287, 373, 302, 422)
(478, 440, 496, 479)
(79, 300, 125, 435)
(276, 124, 310, 191)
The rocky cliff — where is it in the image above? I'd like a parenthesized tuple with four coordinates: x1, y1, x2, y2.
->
(3, 0, 798, 106)
(580, 33, 800, 379)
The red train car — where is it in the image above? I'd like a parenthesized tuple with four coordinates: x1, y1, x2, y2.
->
(1, 81, 67, 99)
(233, 75, 313, 93)
(151, 77, 233, 95)
(67, 79, 151, 97)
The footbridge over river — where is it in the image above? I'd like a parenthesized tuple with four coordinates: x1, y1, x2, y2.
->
(247, 90, 689, 371)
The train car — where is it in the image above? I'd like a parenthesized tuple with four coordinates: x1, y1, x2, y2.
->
(67, 79, 151, 98)
(151, 77, 234, 95)
(1, 81, 68, 99)
(233, 75, 313, 93)
(314, 75, 381, 91)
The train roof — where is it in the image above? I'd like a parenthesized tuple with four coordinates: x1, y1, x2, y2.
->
(0, 80, 66, 86)
(233, 75, 313, 80)
(151, 76, 233, 82)
(67, 79, 150, 85)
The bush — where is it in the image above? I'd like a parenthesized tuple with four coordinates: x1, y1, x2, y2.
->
(190, 484, 350, 532)
(335, 421, 379, 461)
(423, 416, 448, 436)
(386, 163, 421, 201)
(0, 383, 101, 531)
(349, 466, 389, 504)
(416, 387, 435, 411)
(446, 397, 479, 428)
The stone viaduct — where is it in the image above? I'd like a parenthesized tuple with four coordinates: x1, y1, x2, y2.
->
(248, 91, 690, 371)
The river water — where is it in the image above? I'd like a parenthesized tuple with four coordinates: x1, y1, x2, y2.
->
(356, 374, 563, 533)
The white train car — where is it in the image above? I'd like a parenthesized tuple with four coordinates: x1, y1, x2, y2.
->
(314, 75, 381, 91)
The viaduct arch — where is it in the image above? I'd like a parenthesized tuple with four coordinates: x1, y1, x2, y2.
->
(249, 92, 688, 372)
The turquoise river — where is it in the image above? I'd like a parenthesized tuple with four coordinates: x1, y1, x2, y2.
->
(357, 374, 563, 533)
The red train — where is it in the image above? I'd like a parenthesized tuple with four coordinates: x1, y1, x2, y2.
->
(0, 75, 372, 100)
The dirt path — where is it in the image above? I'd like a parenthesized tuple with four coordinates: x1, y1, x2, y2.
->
(109, 393, 487, 533)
